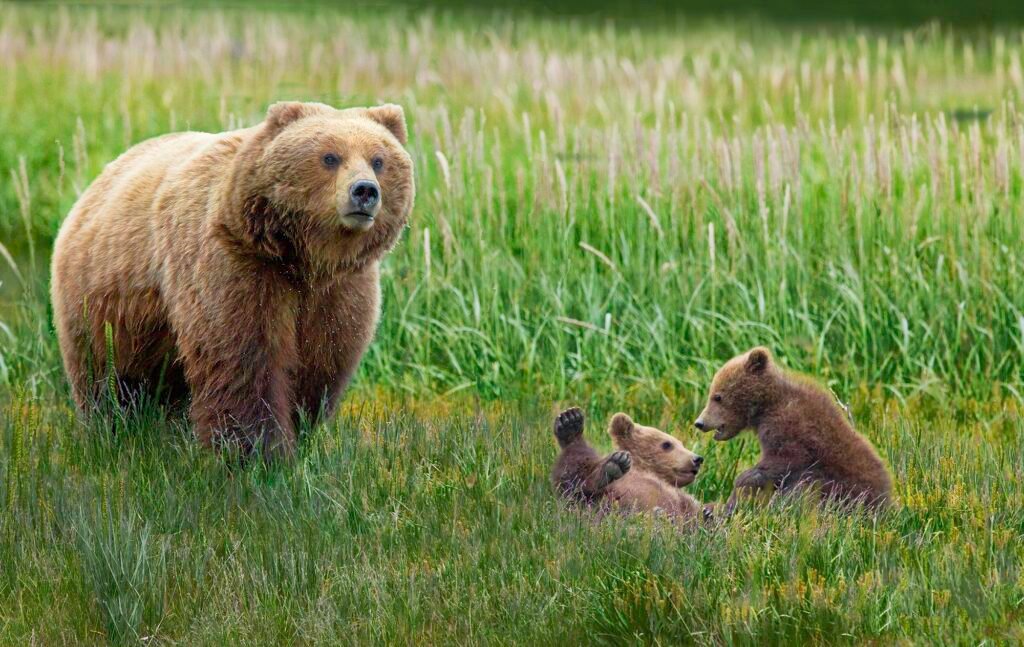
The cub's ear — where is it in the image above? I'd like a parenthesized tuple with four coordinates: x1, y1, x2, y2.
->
(745, 347, 772, 374)
(363, 104, 408, 145)
(265, 101, 330, 132)
(609, 413, 634, 440)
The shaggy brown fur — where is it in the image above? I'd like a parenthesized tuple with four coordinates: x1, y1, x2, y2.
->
(551, 408, 707, 522)
(51, 101, 414, 460)
(695, 347, 892, 512)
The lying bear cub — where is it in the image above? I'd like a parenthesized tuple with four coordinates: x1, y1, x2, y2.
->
(551, 407, 709, 523)
(696, 347, 892, 512)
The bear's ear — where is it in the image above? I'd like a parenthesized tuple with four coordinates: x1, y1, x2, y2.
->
(265, 101, 328, 132)
(363, 104, 408, 146)
(745, 347, 771, 374)
(609, 413, 634, 440)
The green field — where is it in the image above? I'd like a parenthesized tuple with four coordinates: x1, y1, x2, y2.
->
(1, 4, 1023, 644)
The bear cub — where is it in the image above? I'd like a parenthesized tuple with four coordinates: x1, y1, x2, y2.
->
(695, 347, 892, 512)
(551, 407, 707, 522)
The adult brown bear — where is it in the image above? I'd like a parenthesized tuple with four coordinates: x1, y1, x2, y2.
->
(51, 101, 414, 460)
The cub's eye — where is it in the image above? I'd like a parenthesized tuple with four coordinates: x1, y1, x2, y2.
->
(371, 156, 384, 172)
(661, 441, 673, 451)
(322, 153, 341, 168)
(712, 394, 723, 403)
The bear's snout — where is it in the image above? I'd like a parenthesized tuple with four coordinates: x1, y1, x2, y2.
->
(340, 179, 382, 230)
(350, 180, 380, 213)
(694, 419, 706, 431)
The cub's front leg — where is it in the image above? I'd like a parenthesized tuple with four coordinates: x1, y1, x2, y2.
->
(724, 466, 775, 515)
(173, 266, 301, 461)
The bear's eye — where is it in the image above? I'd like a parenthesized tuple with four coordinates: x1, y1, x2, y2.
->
(661, 441, 673, 451)
(322, 153, 341, 168)
(712, 394, 723, 403)
(371, 156, 384, 172)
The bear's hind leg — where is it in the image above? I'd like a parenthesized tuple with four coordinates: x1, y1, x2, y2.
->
(554, 406, 585, 447)
(586, 451, 632, 495)
(55, 289, 171, 413)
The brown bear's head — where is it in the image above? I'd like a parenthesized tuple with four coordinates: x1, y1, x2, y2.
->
(608, 413, 704, 487)
(240, 100, 414, 272)
(694, 346, 783, 441)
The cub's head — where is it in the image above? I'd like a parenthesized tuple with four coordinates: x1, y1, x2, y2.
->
(695, 346, 781, 441)
(245, 101, 414, 269)
(608, 413, 703, 487)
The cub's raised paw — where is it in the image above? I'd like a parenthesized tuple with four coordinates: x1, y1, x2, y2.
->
(554, 407, 585, 446)
(602, 450, 632, 483)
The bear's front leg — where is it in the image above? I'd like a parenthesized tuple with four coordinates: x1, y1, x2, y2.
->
(173, 269, 300, 461)
(724, 466, 774, 515)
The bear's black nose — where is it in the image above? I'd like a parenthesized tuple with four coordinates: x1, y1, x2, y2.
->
(351, 180, 380, 211)
(693, 455, 704, 466)
(694, 420, 705, 430)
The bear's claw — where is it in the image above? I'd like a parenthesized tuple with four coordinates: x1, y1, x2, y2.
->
(602, 450, 632, 482)
(554, 407, 585, 446)
(702, 503, 716, 523)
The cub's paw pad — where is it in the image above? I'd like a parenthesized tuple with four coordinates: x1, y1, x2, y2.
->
(554, 407, 585, 444)
(603, 450, 632, 482)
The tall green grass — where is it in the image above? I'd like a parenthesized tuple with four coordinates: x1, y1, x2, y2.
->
(2, 6, 1023, 402)
(0, 5, 1022, 644)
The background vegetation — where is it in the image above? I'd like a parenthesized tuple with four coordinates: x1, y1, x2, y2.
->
(1, 3, 1022, 644)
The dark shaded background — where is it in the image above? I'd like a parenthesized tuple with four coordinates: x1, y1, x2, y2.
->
(399, 0, 1024, 25)
(46, 1, 1022, 27)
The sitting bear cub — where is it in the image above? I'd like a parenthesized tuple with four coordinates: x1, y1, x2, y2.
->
(551, 407, 707, 522)
(695, 347, 892, 512)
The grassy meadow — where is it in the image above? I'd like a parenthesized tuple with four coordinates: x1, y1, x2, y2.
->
(1, 4, 1023, 644)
